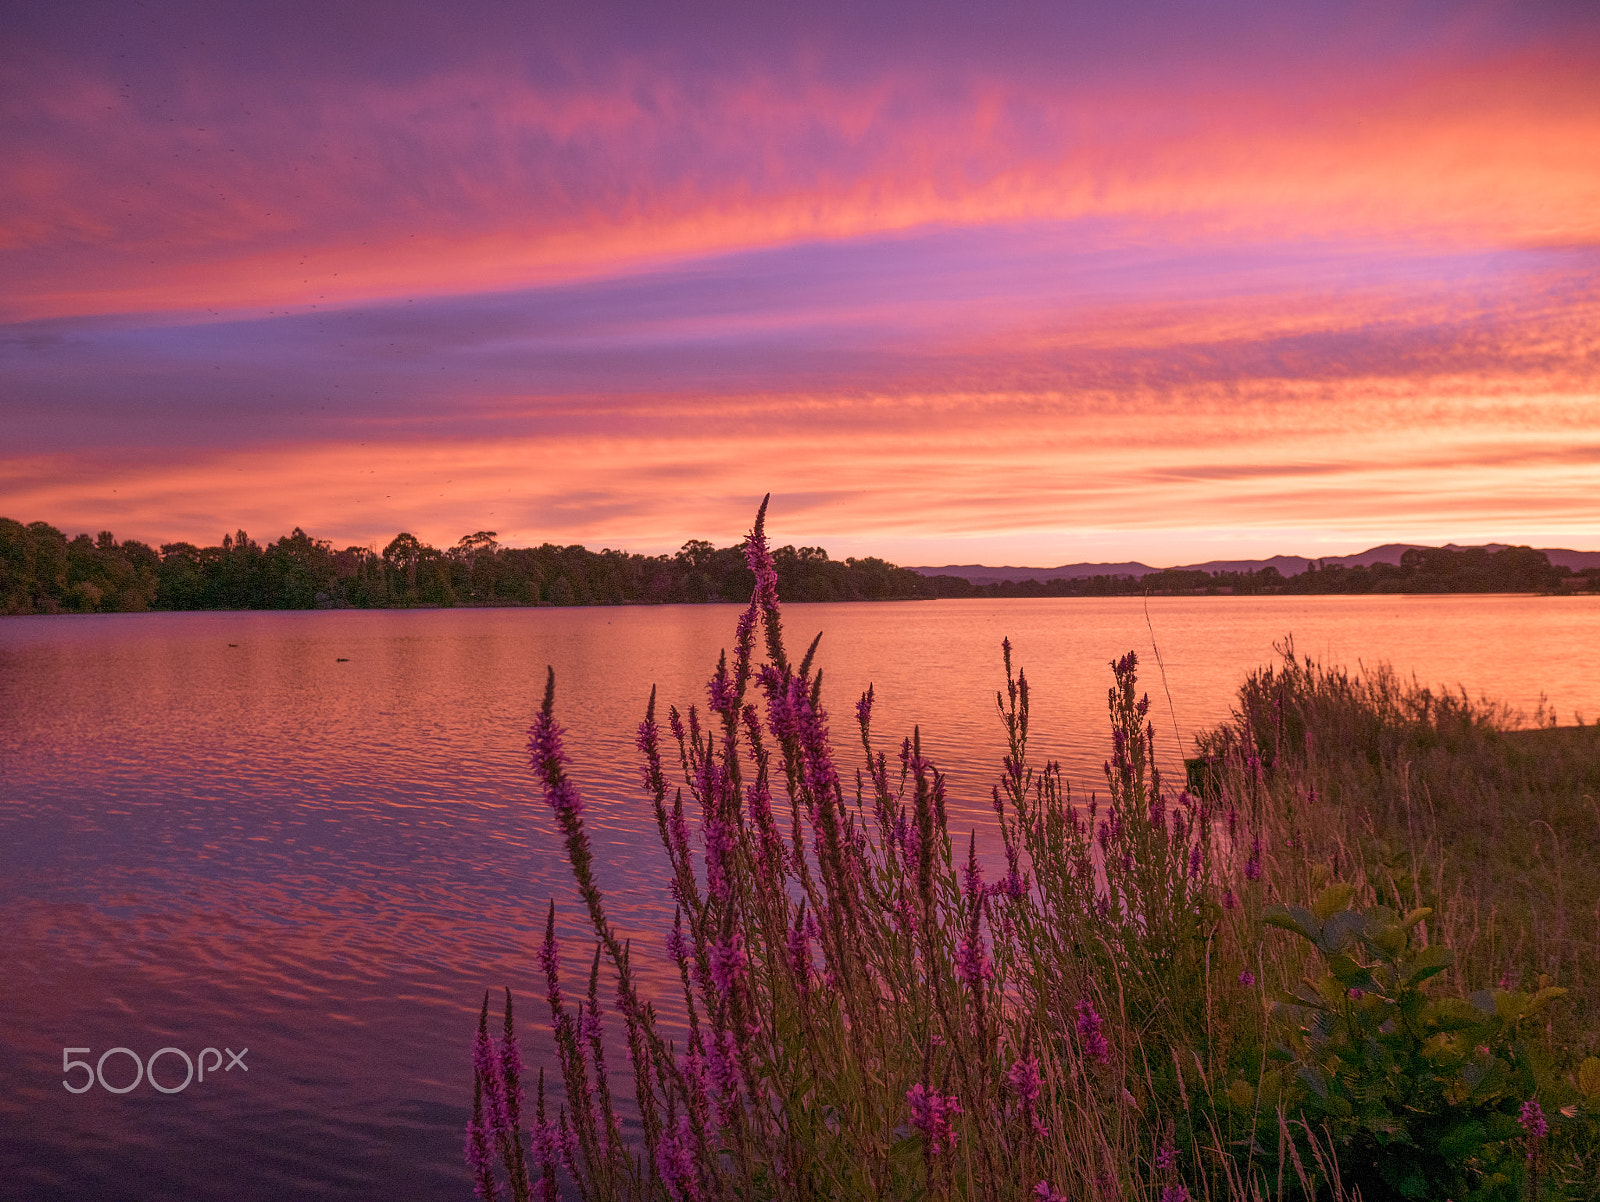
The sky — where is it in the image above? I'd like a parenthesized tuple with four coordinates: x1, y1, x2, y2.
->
(2, 0, 1597, 566)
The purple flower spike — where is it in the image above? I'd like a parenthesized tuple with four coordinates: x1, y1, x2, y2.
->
(956, 929, 992, 988)
(709, 932, 749, 997)
(466, 1106, 499, 1202)
(1076, 997, 1110, 1064)
(1155, 1136, 1177, 1170)
(1520, 1098, 1548, 1139)
(962, 838, 984, 900)
(667, 911, 689, 965)
(1239, 970, 1255, 987)
(529, 707, 583, 820)
(786, 912, 812, 995)
(907, 1083, 962, 1154)
(655, 1113, 700, 1202)
(1161, 1187, 1189, 1202)
(1034, 1183, 1067, 1202)
(703, 817, 733, 904)
(1007, 1056, 1042, 1106)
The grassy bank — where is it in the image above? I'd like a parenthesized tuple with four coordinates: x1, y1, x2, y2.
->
(465, 505, 1600, 1201)
(1196, 651, 1600, 1058)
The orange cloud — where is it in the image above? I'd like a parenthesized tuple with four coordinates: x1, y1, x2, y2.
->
(4, 45, 1597, 321)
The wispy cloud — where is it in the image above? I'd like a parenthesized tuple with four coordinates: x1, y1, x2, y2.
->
(2, 0, 1597, 559)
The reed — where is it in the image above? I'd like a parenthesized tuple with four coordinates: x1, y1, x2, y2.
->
(468, 502, 1600, 1201)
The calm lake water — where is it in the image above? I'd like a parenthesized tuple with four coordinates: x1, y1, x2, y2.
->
(3, 596, 1597, 1200)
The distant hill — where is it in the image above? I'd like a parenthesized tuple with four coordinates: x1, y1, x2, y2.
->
(912, 543, 1600, 585)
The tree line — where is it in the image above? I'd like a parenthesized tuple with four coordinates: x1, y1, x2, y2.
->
(0, 519, 939, 614)
(2, 518, 1593, 615)
(926, 545, 1597, 599)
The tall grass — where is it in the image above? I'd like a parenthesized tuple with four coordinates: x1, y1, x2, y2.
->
(467, 502, 1600, 1201)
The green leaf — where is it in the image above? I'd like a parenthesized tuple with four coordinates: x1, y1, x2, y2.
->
(1401, 943, 1453, 986)
(1311, 882, 1356, 921)
(1579, 1056, 1600, 1099)
(1437, 1119, 1487, 1162)
(1398, 906, 1432, 931)
(1319, 909, 1368, 954)
(1325, 953, 1375, 989)
(1527, 985, 1567, 1013)
(1263, 903, 1320, 944)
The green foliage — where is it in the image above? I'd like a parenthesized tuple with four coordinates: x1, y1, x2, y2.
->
(0, 517, 943, 614)
(1252, 889, 1562, 1200)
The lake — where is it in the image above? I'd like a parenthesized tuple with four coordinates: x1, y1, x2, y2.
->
(2, 595, 1597, 1200)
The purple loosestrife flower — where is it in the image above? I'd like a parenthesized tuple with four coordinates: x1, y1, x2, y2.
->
(667, 804, 692, 866)
(1520, 1098, 1548, 1139)
(656, 1113, 700, 1202)
(532, 1070, 559, 1202)
(856, 684, 874, 729)
(1002, 846, 1026, 899)
(707, 1029, 742, 1118)
(896, 889, 919, 938)
(1161, 1187, 1189, 1202)
(1076, 998, 1110, 1064)
(555, 1112, 578, 1177)
(529, 704, 582, 821)
(1156, 1136, 1177, 1170)
(539, 907, 563, 1011)
(709, 933, 749, 998)
(1189, 841, 1203, 879)
(473, 1005, 508, 1133)
(1007, 1056, 1042, 1106)
(1222, 889, 1237, 911)
(703, 817, 733, 905)
(681, 1041, 710, 1117)
(466, 1099, 499, 1202)
(467, 1056, 500, 1199)
(956, 929, 992, 988)
(1239, 970, 1255, 987)
(707, 664, 738, 717)
(1244, 837, 1262, 881)
(962, 836, 985, 900)
(497, 990, 529, 1193)
(786, 911, 813, 995)
(1034, 1183, 1067, 1202)
(906, 1083, 962, 1154)
(667, 911, 690, 966)
(466, 992, 507, 1202)
(579, 1000, 603, 1050)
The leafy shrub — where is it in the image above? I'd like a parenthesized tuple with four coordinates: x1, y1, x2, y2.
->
(1248, 886, 1562, 1200)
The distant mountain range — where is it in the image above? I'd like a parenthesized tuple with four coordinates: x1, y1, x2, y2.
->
(910, 544, 1600, 585)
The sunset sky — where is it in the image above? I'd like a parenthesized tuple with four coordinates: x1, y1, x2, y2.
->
(3, 0, 1597, 565)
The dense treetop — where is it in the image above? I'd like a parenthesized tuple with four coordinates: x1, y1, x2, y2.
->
(1, 518, 1593, 615)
